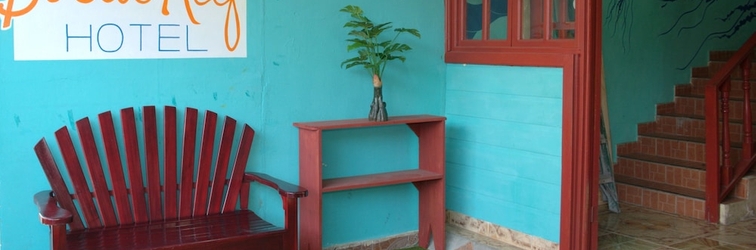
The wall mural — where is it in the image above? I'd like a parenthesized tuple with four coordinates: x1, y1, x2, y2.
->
(605, 0, 634, 51)
(606, 0, 756, 69)
(662, 0, 756, 69)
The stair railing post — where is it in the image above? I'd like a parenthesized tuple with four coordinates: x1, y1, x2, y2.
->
(742, 56, 752, 160)
(723, 79, 732, 184)
(705, 81, 722, 223)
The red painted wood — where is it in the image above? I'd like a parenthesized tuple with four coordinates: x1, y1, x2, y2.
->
(294, 115, 444, 131)
(193, 111, 218, 217)
(98, 111, 134, 225)
(179, 108, 199, 218)
(296, 115, 445, 250)
(34, 139, 84, 230)
(723, 80, 733, 182)
(705, 82, 722, 222)
(240, 181, 250, 211)
(207, 117, 237, 215)
(742, 59, 752, 159)
(32, 106, 305, 250)
(121, 108, 149, 223)
(446, 0, 579, 66)
(65, 211, 285, 250)
(322, 169, 442, 193)
(222, 125, 255, 213)
(164, 106, 179, 220)
(75, 118, 118, 227)
(297, 128, 323, 250)
(245, 173, 308, 198)
(34, 191, 73, 225)
(409, 119, 446, 250)
(143, 106, 163, 221)
(55, 127, 102, 228)
(705, 33, 756, 222)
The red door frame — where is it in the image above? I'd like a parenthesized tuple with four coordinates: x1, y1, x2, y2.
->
(445, 1, 602, 249)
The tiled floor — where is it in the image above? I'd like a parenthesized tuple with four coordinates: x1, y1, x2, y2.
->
(439, 203, 756, 250)
(599, 203, 756, 249)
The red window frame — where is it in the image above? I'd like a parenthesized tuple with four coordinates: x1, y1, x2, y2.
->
(445, 0, 581, 66)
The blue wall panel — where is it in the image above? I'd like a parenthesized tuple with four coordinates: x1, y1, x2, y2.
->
(445, 64, 562, 243)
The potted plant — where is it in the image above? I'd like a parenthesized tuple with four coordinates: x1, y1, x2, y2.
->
(340, 5, 421, 122)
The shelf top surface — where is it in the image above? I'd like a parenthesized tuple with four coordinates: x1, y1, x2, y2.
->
(294, 115, 446, 131)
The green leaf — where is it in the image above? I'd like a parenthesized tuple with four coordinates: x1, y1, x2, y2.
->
(344, 61, 370, 70)
(340, 5, 421, 79)
(395, 28, 422, 39)
(346, 40, 368, 51)
(348, 30, 369, 39)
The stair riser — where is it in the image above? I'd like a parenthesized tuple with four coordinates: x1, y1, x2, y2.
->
(679, 79, 756, 99)
(615, 158, 706, 192)
(660, 96, 756, 119)
(617, 136, 707, 163)
(639, 116, 756, 144)
(616, 183, 705, 220)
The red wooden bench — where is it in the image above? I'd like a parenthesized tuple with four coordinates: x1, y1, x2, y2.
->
(32, 106, 307, 250)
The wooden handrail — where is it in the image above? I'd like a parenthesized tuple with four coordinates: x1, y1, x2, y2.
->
(704, 31, 756, 223)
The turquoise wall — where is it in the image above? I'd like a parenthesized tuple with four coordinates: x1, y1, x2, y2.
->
(445, 64, 563, 242)
(0, 1, 445, 249)
(603, 0, 756, 155)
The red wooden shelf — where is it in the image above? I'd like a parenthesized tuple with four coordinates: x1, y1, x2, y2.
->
(294, 115, 445, 131)
(322, 169, 443, 193)
(295, 115, 446, 250)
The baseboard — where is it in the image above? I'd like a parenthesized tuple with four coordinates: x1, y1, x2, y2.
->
(446, 210, 559, 250)
(323, 210, 560, 250)
(324, 231, 419, 250)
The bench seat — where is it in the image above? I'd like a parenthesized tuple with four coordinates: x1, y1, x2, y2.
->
(65, 210, 283, 250)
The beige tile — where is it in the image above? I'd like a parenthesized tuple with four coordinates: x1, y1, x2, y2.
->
(704, 227, 756, 248)
(668, 237, 749, 250)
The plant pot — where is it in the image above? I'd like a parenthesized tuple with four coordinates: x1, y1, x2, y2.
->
(368, 87, 388, 122)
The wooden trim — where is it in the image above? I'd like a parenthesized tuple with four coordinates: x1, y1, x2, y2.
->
(445, 0, 601, 249)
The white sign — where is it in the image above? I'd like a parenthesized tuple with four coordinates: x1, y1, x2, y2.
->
(1, 0, 247, 60)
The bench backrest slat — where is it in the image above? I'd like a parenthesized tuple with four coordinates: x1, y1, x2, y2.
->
(222, 125, 254, 212)
(163, 107, 178, 220)
(122, 108, 149, 223)
(76, 118, 118, 227)
(178, 108, 199, 219)
(207, 117, 237, 214)
(35, 106, 256, 230)
(98, 111, 134, 225)
(143, 106, 162, 221)
(193, 111, 217, 217)
(55, 127, 102, 228)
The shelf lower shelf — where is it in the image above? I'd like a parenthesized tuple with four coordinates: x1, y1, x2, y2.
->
(322, 169, 443, 193)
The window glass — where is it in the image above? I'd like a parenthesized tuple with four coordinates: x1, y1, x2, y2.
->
(521, 0, 544, 39)
(552, 0, 576, 39)
(489, 0, 508, 40)
(466, 0, 484, 40)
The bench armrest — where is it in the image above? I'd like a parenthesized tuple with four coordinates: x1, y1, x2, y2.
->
(33, 191, 73, 226)
(244, 172, 308, 199)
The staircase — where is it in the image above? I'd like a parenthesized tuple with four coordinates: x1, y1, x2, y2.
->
(613, 49, 756, 224)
